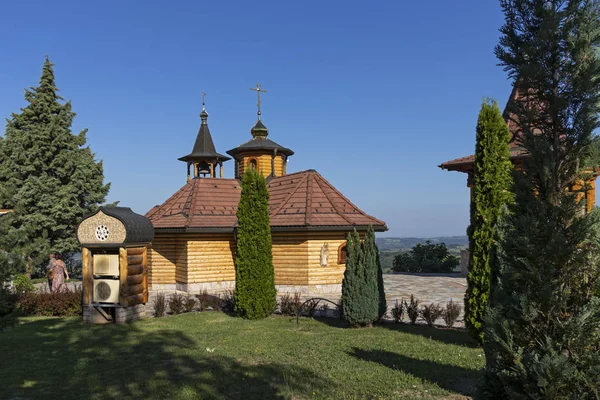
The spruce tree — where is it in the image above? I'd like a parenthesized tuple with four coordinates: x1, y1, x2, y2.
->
(234, 168, 277, 319)
(342, 229, 378, 327)
(364, 225, 387, 320)
(464, 100, 513, 345)
(0, 57, 109, 275)
(482, 1, 600, 397)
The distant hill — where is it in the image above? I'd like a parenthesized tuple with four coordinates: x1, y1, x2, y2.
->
(376, 236, 468, 272)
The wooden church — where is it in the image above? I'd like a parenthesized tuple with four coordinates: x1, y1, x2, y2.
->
(439, 83, 598, 212)
(145, 87, 387, 296)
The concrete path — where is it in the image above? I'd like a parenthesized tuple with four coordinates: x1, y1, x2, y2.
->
(383, 273, 466, 307)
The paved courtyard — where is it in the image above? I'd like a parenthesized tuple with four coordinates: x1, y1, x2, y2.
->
(383, 273, 466, 307)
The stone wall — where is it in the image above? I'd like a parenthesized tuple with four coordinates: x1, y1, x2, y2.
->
(83, 304, 146, 324)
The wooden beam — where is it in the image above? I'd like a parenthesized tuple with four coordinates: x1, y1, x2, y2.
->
(142, 246, 149, 303)
(82, 247, 91, 305)
(119, 247, 129, 307)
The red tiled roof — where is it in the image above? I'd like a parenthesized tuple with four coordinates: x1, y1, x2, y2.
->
(146, 170, 387, 232)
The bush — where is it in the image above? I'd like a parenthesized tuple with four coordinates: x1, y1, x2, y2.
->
(404, 295, 420, 325)
(234, 168, 277, 319)
(303, 298, 320, 318)
(169, 292, 186, 315)
(196, 290, 212, 311)
(420, 303, 444, 327)
(0, 286, 19, 332)
(392, 241, 459, 273)
(17, 286, 82, 317)
(184, 296, 197, 313)
(13, 274, 35, 296)
(154, 292, 167, 317)
(391, 299, 404, 323)
(279, 293, 302, 316)
(319, 303, 330, 317)
(444, 299, 461, 328)
(221, 290, 235, 313)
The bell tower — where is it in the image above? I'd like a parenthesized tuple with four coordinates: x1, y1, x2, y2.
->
(226, 83, 294, 179)
(178, 93, 231, 180)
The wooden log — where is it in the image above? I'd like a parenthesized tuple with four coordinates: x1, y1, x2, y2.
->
(129, 284, 144, 295)
(127, 247, 146, 256)
(82, 247, 91, 305)
(119, 247, 128, 307)
(127, 254, 143, 265)
(128, 264, 144, 276)
(127, 274, 143, 285)
(127, 294, 144, 306)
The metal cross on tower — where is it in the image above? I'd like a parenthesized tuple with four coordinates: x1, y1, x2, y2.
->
(201, 92, 206, 111)
(250, 83, 267, 119)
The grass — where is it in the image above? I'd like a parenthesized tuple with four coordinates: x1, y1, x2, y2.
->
(0, 313, 484, 400)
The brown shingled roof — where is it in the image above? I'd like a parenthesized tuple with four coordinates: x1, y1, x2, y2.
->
(146, 170, 387, 232)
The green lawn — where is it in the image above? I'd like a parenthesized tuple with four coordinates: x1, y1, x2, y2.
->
(0, 313, 484, 400)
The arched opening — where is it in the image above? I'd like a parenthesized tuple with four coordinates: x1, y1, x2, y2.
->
(338, 242, 347, 264)
(248, 158, 258, 171)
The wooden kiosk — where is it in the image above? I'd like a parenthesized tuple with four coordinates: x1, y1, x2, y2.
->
(77, 206, 154, 324)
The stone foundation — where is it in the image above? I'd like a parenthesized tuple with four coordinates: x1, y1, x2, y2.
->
(276, 284, 342, 300)
(83, 304, 146, 324)
(176, 280, 235, 294)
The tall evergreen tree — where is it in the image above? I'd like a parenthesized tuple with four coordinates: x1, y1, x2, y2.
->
(482, 1, 600, 397)
(465, 100, 513, 345)
(0, 57, 109, 275)
(234, 168, 277, 319)
(363, 225, 387, 320)
(342, 230, 378, 327)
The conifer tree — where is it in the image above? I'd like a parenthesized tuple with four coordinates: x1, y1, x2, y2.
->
(0, 57, 109, 275)
(482, 1, 600, 397)
(342, 229, 378, 327)
(234, 168, 277, 319)
(364, 225, 387, 319)
(464, 100, 513, 345)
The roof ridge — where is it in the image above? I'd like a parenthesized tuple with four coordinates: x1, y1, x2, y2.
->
(182, 179, 198, 226)
(313, 174, 354, 225)
(305, 173, 313, 226)
(270, 173, 309, 218)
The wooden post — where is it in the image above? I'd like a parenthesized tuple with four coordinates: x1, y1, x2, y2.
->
(142, 245, 148, 303)
(82, 247, 91, 305)
(210, 163, 215, 178)
(219, 163, 223, 178)
(119, 247, 129, 307)
(187, 162, 190, 181)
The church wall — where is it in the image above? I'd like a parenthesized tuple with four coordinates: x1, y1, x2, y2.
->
(272, 232, 309, 285)
(186, 233, 236, 283)
(238, 152, 285, 177)
(307, 232, 350, 286)
(147, 233, 186, 289)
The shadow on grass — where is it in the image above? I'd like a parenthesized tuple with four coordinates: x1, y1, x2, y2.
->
(311, 316, 479, 348)
(377, 321, 480, 348)
(349, 347, 481, 397)
(1, 318, 333, 400)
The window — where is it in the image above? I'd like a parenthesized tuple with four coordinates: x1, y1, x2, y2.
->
(338, 242, 347, 264)
(248, 158, 258, 171)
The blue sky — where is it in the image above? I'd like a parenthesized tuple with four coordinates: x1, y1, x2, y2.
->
(0, 1, 513, 237)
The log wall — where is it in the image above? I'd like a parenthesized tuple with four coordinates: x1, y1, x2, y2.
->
(147, 233, 186, 287)
(186, 233, 236, 283)
(306, 232, 360, 285)
(272, 232, 309, 285)
(237, 152, 285, 178)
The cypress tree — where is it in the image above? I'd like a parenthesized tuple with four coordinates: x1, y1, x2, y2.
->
(0, 57, 109, 275)
(233, 168, 277, 319)
(482, 1, 600, 397)
(464, 100, 513, 345)
(342, 229, 378, 327)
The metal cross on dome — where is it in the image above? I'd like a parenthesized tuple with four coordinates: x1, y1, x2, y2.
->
(201, 92, 206, 111)
(250, 83, 267, 119)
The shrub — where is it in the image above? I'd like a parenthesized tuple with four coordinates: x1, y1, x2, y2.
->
(341, 229, 378, 327)
(17, 286, 82, 317)
(234, 168, 277, 319)
(319, 303, 330, 317)
(221, 290, 235, 313)
(196, 290, 212, 311)
(154, 292, 167, 317)
(391, 299, 404, 323)
(169, 292, 186, 315)
(336, 299, 344, 320)
(444, 299, 461, 328)
(13, 274, 35, 296)
(420, 303, 444, 327)
(303, 298, 320, 318)
(0, 286, 19, 332)
(279, 293, 302, 316)
(404, 295, 420, 325)
(184, 296, 197, 313)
